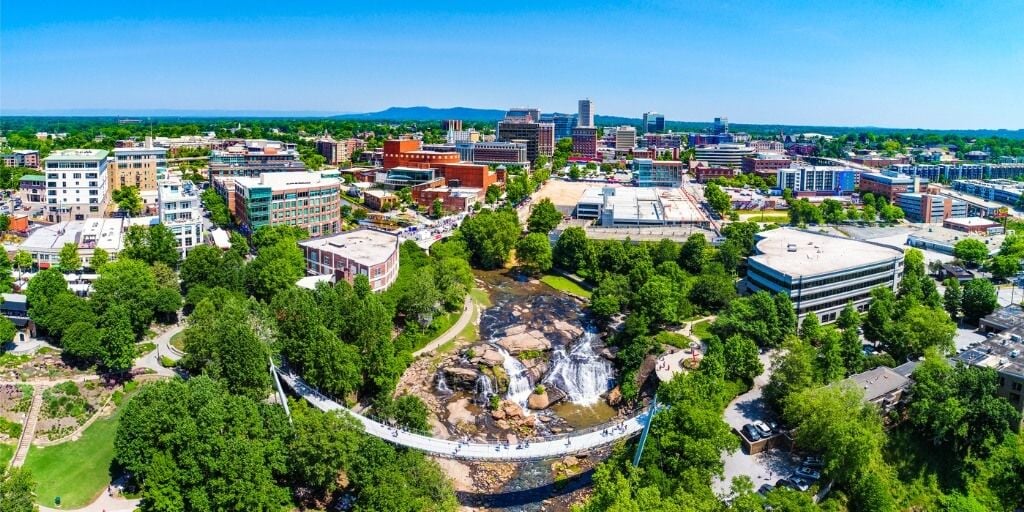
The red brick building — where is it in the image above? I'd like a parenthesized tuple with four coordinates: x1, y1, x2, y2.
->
(742, 153, 792, 177)
(690, 161, 736, 183)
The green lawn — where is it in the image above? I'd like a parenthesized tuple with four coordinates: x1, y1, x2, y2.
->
(469, 287, 492, 307)
(738, 212, 790, 224)
(24, 392, 133, 508)
(169, 331, 186, 352)
(540, 275, 592, 299)
(691, 319, 712, 340)
(0, 442, 14, 467)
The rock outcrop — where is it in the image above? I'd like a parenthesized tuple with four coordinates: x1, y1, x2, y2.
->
(527, 390, 550, 410)
(497, 329, 551, 354)
(442, 367, 479, 391)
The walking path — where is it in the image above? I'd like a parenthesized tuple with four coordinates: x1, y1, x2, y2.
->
(411, 295, 475, 358)
(134, 322, 186, 377)
(277, 369, 649, 461)
(38, 492, 140, 512)
(10, 384, 43, 467)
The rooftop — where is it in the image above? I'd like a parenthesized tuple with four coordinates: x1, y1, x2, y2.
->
(958, 327, 1024, 379)
(21, 217, 130, 252)
(19, 174, 45, 182)
(234, 172, 341, 191)
(860, 172, 916, 185)
(578, 186, 706, 224)
(943, 216, 1000, 227)
(750, 228, 904, 277)
(980, 305, 1024, 331)
(299, 229, 399, 267)
(843, 366, 911, 402)
(44, 149, 109, 161)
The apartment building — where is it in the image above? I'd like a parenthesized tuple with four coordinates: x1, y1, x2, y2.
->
(109, 145, 167, 192)
(1, 150, 40, 168)
(42, 149, 109, 222)
(572, 127, 598, 158)
(315, 135, 364, 165)
(776, 166, 858, 194)
(225, 172, 341, 237)
(158, 177, 204, 258)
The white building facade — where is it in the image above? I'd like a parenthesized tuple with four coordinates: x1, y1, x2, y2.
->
(43, 149, 110, 222)
(157, 177, 204, 258)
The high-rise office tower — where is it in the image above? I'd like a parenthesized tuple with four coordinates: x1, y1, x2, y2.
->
(643, 112, 665, 133)
(713, 117, 729, 135)
(578, 99, 594, 128)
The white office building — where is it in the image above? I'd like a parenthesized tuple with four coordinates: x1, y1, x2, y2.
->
(157, 177, 204, 258)
(43, 149, 110, 222)
(578, 99, 594, 128)
(747, 228, 904, 323)
(694, 143, 753, 168)
(614, 126, 636, 152)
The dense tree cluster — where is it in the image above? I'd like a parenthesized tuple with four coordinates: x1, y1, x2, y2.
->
(115, 378, 456, 511)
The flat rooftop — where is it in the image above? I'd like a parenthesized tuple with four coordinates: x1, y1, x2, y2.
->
(21, 217, 129, 252)
(943, 216, 1000, 227)
(44, 149, 108, 161)
(299, 229, 399, 267)
(843, 366, 911, 402)
(234, 172, 340, 191)
(578, 186, 706, 223)
(958, 328, 1024, 379)
(750, 228, 904, 277)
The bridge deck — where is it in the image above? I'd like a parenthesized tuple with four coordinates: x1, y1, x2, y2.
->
(278, 370, 646, 461)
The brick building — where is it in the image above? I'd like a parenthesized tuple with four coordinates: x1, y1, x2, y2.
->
(299, 229, 400, 292)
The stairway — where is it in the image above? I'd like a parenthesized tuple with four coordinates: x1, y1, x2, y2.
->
(10, 386, 43, 468)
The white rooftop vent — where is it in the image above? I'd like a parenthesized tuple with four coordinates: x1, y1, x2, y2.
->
(1012, 350, 1020, 358)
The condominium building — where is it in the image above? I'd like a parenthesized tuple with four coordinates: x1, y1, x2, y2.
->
(539, 112, 578, 140)
(299, 229, 401, 292)
(315, 136, 364, 165)
(642, 112, 665, 133)
(441, 120, 463, 132)
(957, 328, 1024, 414)
(446, 129, 481, 144)
(776, 166, 857, 194)
(694, 143, 753, 168)
(747, 228, 904, 323)
(496, 118, 555, 163)
(455, 142, 528, 167)
(952, 179, 1024, 207)
(572, 127, 598, 158)
(614, 126, 637, 152)
(896, 193, 967, 223)
(157, 177, 204, 258)
(1, 150, 39, 168)
(641, 133, 683, 149)
(42, 149, 109, 222)
(578, 99, 594, 128)
(632, 158, 685, 187)
(224, 172, 341, 237)
(208, 140, 306, 178)
(109, 145, 167, 193)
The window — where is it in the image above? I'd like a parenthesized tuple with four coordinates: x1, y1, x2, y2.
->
(1013, 382, 1023, 392)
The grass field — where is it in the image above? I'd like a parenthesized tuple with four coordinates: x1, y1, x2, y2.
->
(0, 443, 14, 467)
(169, 331, 186, 352)
(540, 275, 592, 299)
(738, 212, 790, 224)
(691, 319, 712, 340)
(24, 393, 132, 508)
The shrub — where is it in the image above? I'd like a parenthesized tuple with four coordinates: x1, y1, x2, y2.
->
(534, 384, 545, 395)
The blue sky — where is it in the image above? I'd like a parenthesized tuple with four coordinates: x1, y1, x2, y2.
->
(2, 0, 1022, 129)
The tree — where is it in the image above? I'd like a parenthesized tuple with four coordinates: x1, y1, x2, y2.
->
(89, 247, 109, 272)
(90, 259, 159, 336)
(201, 187, 231, 226)
(821, 198, 845, 224)
(817, 328, 846, 382)
(880, 204, 905, 223)
(58, 242, 81, 274)
(836, 302, 861, 330)
(723, 334, 763, 382)
(954, 238, 990, 267)
(430, 198, 444, 218)
(633, 275, 679, 325)
(885, 304, 956, 360)
(527, 198, 562, 234)
(515, 233, 552, 275)
(288, 405, 363, 501)
(0, 466, 36, 512)
(944, 278, 963, 322)
(458, 209, 520, 269)
(688, 271, 737, 313)
(121, 224, 181, 268)
(989, 254, 1021, 280)
(12, 250, 32, 282)
(244, 239, 305, 302)
(840, 324, 865, 374)
(704, 182, 731, 216)
(100, 304, 137, 371)
(764, 339, 819, 411)
(863, 286, 896, 344)
(485, 184, 501, 204)
(179, 296, 271, 400)
(553, 227, 592, 273)
(961, 278, 998, 324)
(112, 186, 144, 216)
(679, 233, 711, 274)
(799, 314, 822, 344)
(251, 225, 309, 250)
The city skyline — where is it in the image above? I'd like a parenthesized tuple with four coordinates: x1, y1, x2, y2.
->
(2, 1, 1023, 129)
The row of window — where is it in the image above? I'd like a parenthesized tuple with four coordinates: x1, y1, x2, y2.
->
(47, 173, 99, 179)
(46, 162, 100, 169)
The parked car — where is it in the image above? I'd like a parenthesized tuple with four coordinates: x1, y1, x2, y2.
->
(795, 466, 821, 480)
(803, 455, 824, 468)
(785, 476, 812, 492)
(742, 423, 762, 441)
(753, 420, 772, 436)
(757, 483, 774, 496)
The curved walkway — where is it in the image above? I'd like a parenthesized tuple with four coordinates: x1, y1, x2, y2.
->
(411, 295, 475, 358)
(277, 370, 649, 461)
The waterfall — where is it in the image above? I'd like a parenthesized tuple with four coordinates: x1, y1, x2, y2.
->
(435, 371, 452, 395)
(475, 374, 494, 405)
(544, 329, 614, 405)
(494, 345, 533, 410)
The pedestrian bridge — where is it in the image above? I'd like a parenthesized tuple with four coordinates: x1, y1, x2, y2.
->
(276, 370, 652, 461)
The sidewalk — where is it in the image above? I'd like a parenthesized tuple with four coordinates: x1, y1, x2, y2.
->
(411, 295, 475, 358)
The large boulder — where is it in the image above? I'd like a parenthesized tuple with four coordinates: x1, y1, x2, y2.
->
(527, 390, 550, 410)
(442, 367, 479, 391)
(523, 358, 549, 383)
(498, 329, 551, 354)
(606, 386, 622, 407)
(468, 344, 504, 367)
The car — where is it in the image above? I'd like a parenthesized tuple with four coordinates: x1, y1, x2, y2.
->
(803, 455, 824, 468)
(795, 466, 821, 480)
(742, 423, 762, 441)
(757, 483, 774, 496)
(753, 420, 772, 436)
(786, 476, 812, 492)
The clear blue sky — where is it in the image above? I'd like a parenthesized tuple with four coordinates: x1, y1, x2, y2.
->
(2, 1, 1022, 129)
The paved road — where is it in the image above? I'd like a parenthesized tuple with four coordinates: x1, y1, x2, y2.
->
(411, 296, 475, 358)
(278, 370, 648, 461)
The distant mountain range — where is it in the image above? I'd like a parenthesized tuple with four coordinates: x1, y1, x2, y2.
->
(333, 106, 506, 122)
